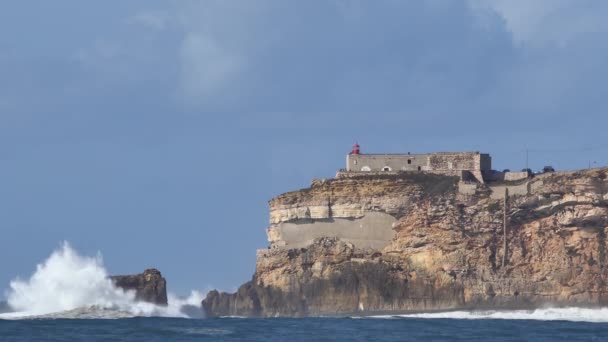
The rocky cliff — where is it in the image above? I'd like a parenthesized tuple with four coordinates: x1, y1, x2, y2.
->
(203, 169, 608, 317)
(111, 269, 168, 305)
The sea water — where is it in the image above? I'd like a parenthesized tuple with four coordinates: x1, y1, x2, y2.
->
(2, 244, 608, 341)
(2, 316, 608, 341)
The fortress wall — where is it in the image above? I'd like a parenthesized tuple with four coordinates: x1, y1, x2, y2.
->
(347, 154, 428, 172)
(484, 170, 529, 182)
(479, 154, 492, 171)
(485, 171, 506, 182)
(336, 169, 465, 180)
(504, 171, 529, 181)
(458, 181, 478, 195)
(490, 182, 531, 199)
(267, 212, 396, 250)
(426, 169, 467, 179)
(470, 170, 485, 183)
(428, 153, 481, 171)
(347, 152, 490, 175)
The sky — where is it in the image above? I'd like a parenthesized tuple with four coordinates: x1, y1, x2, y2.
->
(2, 0, 608, 295)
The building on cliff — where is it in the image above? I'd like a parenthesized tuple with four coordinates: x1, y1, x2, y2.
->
(266, 144, 534, 251)
(345, 143, 491, 183)
(204, 165, 608, 318)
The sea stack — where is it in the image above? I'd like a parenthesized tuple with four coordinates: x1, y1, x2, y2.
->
(111, 269, 168, 306)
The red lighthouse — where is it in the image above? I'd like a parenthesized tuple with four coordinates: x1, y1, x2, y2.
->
(351, 143, 360, 155)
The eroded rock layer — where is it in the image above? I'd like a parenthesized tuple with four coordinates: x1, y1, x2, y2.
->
(203, 169, 608, 317)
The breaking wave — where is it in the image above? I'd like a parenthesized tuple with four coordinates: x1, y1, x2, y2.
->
(0, 242, 204, 319)
(368, 307, 608, 323)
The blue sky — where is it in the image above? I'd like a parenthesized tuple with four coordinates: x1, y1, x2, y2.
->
(2, 0, 608, 295)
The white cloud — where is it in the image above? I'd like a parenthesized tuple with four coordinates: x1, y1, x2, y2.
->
(179, 33, 243, 102)
(472, 0, 608, 45)
(37, 0, 608, 120)
(129, 10, 170, 30)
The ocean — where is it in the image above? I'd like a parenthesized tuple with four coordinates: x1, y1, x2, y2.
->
(2, 315, 608, 341)
(3, 243, 608, 341)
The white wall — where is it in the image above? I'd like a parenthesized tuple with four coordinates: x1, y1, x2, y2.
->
(267, 212, 396, 250)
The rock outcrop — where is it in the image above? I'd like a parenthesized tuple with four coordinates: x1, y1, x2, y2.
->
(203, 169, 608, 317)
(111, 269, 168, 305)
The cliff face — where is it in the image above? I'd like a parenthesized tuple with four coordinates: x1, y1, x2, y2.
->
(203, 169, 608, 317)
(111, 269, 168, 305)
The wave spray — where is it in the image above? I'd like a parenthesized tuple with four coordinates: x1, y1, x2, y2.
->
(1, 242, 203, 319)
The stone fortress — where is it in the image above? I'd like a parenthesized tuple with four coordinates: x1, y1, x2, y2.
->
(265, 143, 535, 251)
(345, 143, 491, 183)
(205, 144, 608, 317)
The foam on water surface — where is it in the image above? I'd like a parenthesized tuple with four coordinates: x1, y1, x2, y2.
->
(366, 307, 608, 323)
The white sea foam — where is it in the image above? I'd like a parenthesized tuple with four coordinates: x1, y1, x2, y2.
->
(366, 307, 608, 323)
(0, 242, 204, 320)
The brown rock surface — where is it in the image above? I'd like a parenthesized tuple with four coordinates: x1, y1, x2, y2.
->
(111, 269, 168, 305)
(203, 169, 608, 317)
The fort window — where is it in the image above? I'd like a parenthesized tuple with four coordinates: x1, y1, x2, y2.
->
(408, 159, 412, 164)
(418, 166, 421, 171)
(383, 166, 392, 171)
(361, 166, 371, 172)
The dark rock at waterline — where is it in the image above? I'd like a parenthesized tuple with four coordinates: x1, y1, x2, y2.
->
(110, 269, 168, 305)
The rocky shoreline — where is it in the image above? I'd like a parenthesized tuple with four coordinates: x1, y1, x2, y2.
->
(202, 168, 608, 317)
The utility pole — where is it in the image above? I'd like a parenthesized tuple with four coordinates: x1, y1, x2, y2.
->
(502, 188, 509, 268)
(525, 149, 528, 170)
